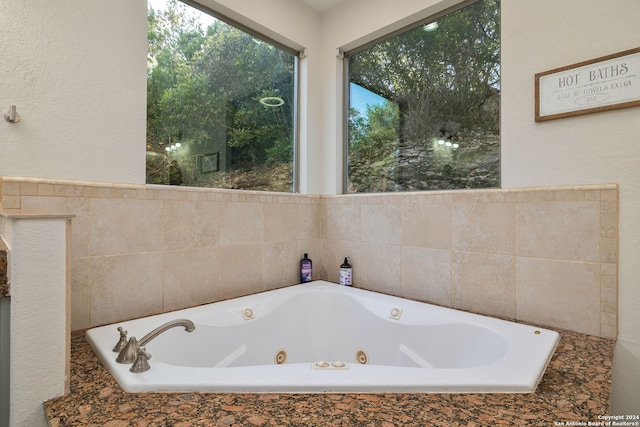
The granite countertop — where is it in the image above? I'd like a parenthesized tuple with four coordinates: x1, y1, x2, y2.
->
(44, 329, 614, 426)
(0, 240, 8, 298)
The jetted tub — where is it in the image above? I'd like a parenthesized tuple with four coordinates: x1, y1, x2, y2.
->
(86, 281, 560, 393)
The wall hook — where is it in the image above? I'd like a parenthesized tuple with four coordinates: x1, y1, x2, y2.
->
(4, 105, 20, 123)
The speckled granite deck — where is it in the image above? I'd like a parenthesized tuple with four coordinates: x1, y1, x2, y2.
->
(45, 329, 614, 426)
(0, 241, 8, 298)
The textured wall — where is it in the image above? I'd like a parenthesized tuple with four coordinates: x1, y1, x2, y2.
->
(0, 0, 147, 184)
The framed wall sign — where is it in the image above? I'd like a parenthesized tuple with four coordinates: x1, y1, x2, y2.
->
(535, 47, 640, 122)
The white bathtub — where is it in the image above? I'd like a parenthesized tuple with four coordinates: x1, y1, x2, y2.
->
(86, 281, 559, 393)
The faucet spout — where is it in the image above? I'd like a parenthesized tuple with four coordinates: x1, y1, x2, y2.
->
(116, 318, 195, 364)
(139, 319, 196, 347)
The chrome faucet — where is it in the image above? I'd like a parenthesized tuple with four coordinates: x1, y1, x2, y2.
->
(114, 319, 196, 369)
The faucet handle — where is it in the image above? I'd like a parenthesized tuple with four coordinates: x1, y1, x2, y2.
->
(130, 346, 152, 373)
(112, 326, 128, 353)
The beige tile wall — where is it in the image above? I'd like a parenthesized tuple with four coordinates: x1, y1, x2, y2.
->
(0, 177, 617, 338)
(0, 177, 322, 329)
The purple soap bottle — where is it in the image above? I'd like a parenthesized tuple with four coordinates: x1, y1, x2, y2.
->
(339, 257, 352, 286)
(300, 253, 312, 283)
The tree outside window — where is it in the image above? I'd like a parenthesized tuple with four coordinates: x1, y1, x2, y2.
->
(347, 0, 500, 193)
(146, 0, 297, 192)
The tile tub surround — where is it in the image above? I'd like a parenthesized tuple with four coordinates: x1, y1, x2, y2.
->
(322, 185, 619, 338)
(44, 328, 614, 426)
(0, 177, 324, 331)
(0, 177, 618, 338)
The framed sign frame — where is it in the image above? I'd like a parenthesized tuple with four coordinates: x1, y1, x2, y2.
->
(535, 47, 640, 122)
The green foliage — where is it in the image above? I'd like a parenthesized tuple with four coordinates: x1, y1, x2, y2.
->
(347, 0, 500, 192)
(146, 0, 295, 189)
(348, 103, 399, 192)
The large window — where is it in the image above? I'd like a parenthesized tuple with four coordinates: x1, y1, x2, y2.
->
(146, 0, 297, 192)
(346, 0, 500, 192)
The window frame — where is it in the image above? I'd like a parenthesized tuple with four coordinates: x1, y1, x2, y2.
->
(149, 0, 302, 193)
(342, 0, 498, 194)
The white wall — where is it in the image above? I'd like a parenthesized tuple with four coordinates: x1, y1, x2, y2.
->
(0, 0, 148, 185)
